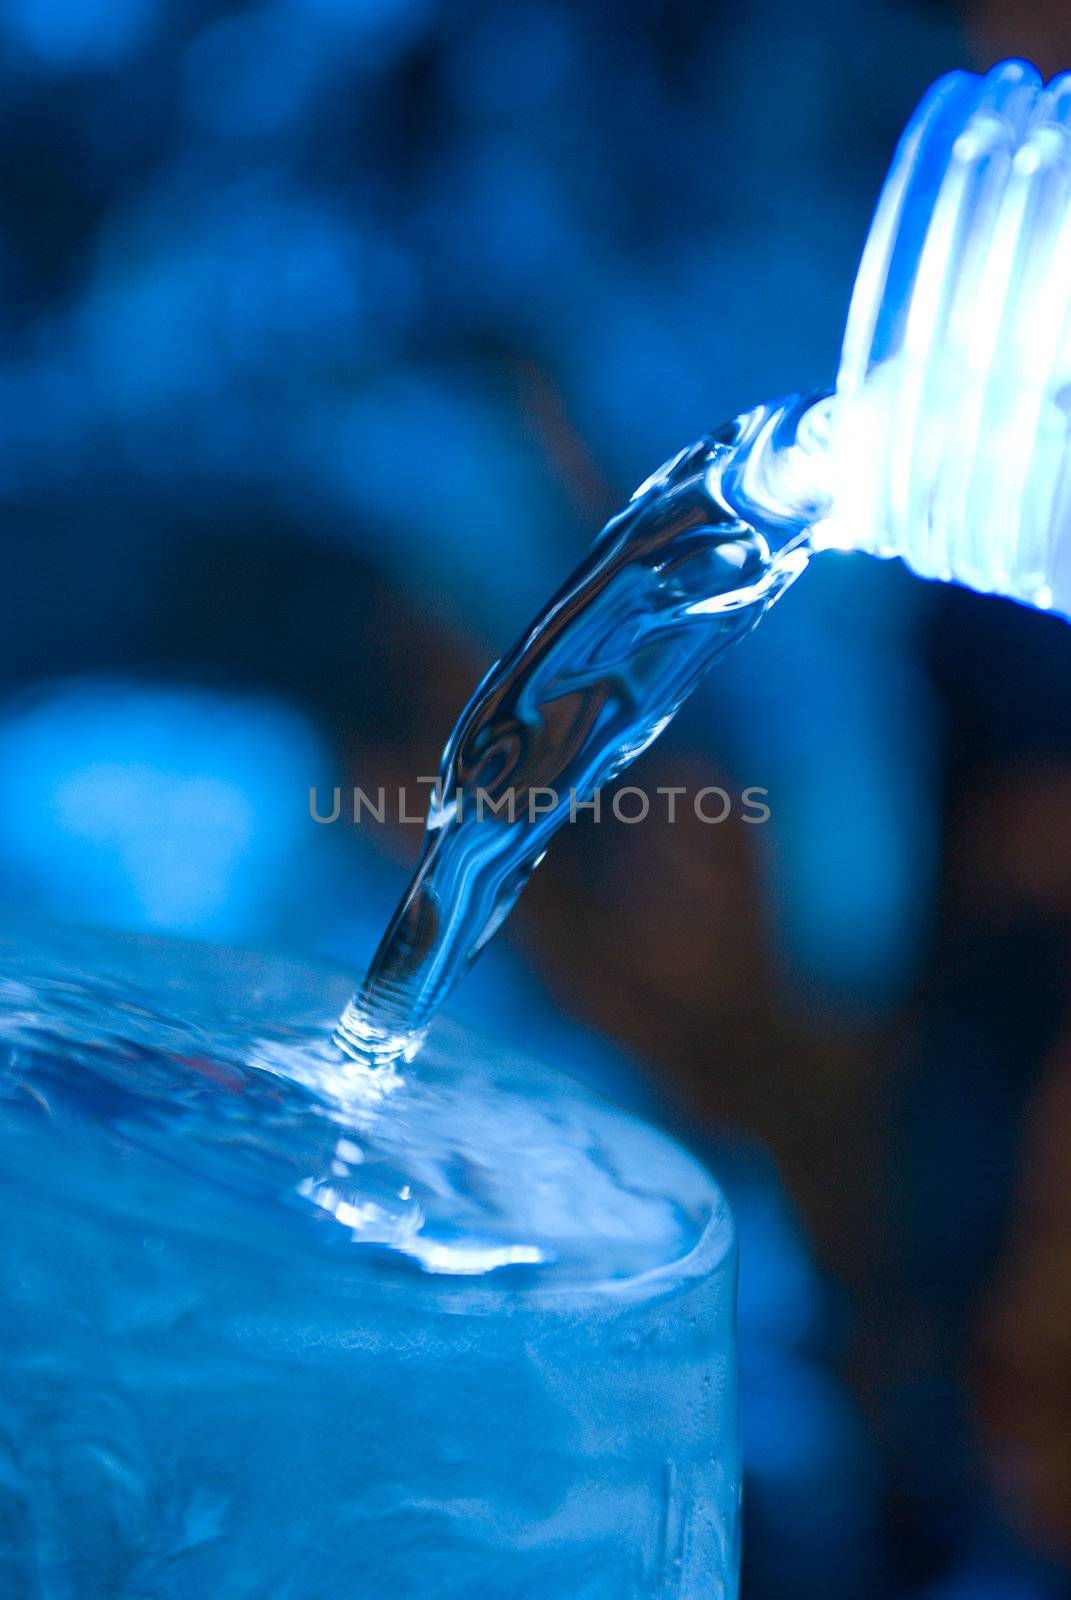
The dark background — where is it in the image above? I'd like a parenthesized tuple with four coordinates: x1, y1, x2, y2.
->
(2, 1, 1071, 1594)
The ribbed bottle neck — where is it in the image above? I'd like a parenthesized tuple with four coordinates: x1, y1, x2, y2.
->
(831, 60, 1071, 618)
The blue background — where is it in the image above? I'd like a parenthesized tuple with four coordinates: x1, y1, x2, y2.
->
(2, 0, 1071, 1594)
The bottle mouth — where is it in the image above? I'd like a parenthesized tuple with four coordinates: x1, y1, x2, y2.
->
(831, 59, 1071, 613)
(717, 391, 834, 541)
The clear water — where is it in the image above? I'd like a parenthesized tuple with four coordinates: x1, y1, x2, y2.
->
(0, 920, 739, 1598)
(341, 402, 822, 1066)
(0, 399, 827, 1595)
(0, 398, 828, 1599)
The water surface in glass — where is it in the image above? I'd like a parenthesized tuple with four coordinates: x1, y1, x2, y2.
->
(0, 920, 739, 1599)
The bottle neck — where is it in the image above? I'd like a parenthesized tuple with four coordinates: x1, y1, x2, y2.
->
(829, 61, 1071, 621)
(720, 387, 1071, 621)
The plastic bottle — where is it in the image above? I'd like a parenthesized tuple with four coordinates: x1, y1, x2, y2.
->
(828, 59, 1071, 615)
